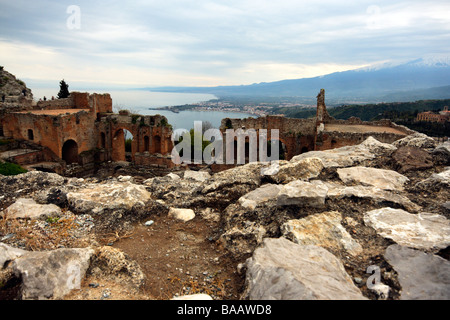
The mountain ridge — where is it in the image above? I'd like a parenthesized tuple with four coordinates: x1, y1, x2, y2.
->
(143, 57, 450, 103)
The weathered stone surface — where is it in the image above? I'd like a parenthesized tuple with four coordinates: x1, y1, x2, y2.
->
(166, 173, 181, 180)
(324, 181, 421, 212)
(392, 146, 433, 173)
(201, 163, 263, 194)
(168, 208, 196, 222)
(393, 132, 437, 149)
(66, 181, 152, 214)
(183, 170, 211, 182)
(2, 198, 62, 220)
(337, 166, 409, 191)
(363, 208, 450, 251)
(238, 184, 282, 210)
(269, 157, 324, 184)
(219, 224, 267, 258)
(414, 167, 450, 190)
(432, 141, 450, 165)
(0, 243, 27, 267)
(11, 247, 95, 300)
(384, 245, 450, 300)
(0, 171, 66, 195)
(198, 163, 265, 208)
(276, 180, 328, 207)
(281, 211, 363, 256)
(243, 238, 366, 300)
(291, 136, 396, 168)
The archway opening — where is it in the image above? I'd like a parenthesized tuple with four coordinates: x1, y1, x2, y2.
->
(62, 139, 78, 165)
(27, 129, 34, 141)
(144, 136, 150, 152)
(101, 132, 106, 149)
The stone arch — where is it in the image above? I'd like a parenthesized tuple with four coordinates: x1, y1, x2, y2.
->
(62, 139, 78, 164)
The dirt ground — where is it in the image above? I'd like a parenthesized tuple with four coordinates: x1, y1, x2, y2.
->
(324, 124, 408, 135)
(64, 213, 246, 300)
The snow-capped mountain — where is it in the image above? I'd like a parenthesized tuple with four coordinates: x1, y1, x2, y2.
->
(150, 56, 450, 102)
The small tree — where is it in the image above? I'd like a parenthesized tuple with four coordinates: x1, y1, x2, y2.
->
(57, 79, 70, 99)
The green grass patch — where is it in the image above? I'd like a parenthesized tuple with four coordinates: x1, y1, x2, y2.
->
(0, 162, 28, 176)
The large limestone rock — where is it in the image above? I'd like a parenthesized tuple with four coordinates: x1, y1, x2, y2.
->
(364, 208, 450, 251)
(291, 137, 396, 168)
(324, 181, 421, 212)
(0, 243, 27, 267)
(384, 245, 450, 300)
(337, 167, 409, 191)
(238, 184, 282, 210)
(2, 198, 62, 220)
(268, 157, 324, 184)
(281, 211, 363, 256)
(276, 180, 328, 207)
(393, 132, 437, 149)
(392, 146, 434, 173)
(183, 170, 211, 182)
(66, 181, 152, 214)
(243, 238, 366, 300)
(11, 247, 95, 300)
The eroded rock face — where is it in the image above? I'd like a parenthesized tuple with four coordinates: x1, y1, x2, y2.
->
(337, 167, 409, 191)
(384, 245, 450, 300)
(414, 167, 450, 191)
(276, 180, 328, 207)
(66, 181, 152, 215)
(392, 146, 434, 173)
(238, 184, 282, 210)
(2, 198, 62, 220)
(0, 171, 66, 196)
(364, 208, 450, 251)
(243, 238, 366, 300)
(11, 247, 95, 300)
(324, 181, 421, 212)
(393, 132, 437, 149)
(291, 136, 397, 168)
(267, 157, 324, 184)
(281, 211, 363, 256)
(183, 170, 211, 182)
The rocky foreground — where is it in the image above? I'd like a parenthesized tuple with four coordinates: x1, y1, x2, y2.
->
(0, 133, 449, 300)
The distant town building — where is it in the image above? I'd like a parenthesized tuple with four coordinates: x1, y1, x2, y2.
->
(416, 107, 449, 123)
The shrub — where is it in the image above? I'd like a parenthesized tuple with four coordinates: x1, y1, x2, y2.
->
(0, 162, 28, 176)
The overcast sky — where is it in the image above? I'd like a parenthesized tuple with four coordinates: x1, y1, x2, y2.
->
(1, 0, 449, 89)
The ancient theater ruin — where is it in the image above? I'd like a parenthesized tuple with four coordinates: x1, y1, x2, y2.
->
(0, 88, 414, 175)
(220, 89, 413, 162)
(0, 92, 174, 174)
